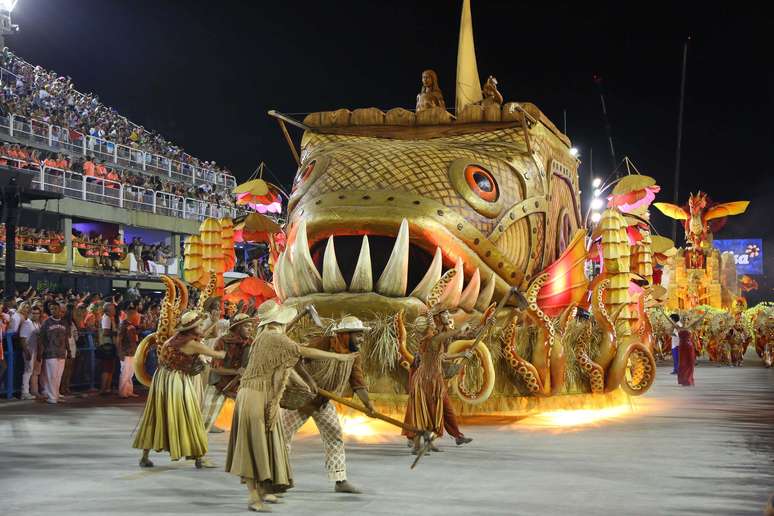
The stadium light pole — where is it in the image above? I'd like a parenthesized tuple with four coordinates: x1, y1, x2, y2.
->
(0, 0, 19, 48)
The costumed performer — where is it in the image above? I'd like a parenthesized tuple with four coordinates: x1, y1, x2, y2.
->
(403, 309, 474, 454)
(132, 310, 225, 468)
(225, 300, 355, 512)
(281, 315, 374, 494)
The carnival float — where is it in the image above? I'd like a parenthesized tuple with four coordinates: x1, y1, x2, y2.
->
(135, 2, 772, 420)
(249, 1, 668, 416)
(647, 191, 774, 367)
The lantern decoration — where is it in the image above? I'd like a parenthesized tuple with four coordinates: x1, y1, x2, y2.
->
(232, 162, 285, 214)
(220, 217, 236, 272)
(198, 218, 226, 294)
(183, 235, 202, 284)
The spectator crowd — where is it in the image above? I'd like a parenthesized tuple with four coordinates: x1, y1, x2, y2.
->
(0, 141, 237, 212)
(0, 287, 162, 403)
(1, 47, 234, 185)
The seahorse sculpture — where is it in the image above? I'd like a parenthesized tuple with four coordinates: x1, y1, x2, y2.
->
(632, 292, 654, 353)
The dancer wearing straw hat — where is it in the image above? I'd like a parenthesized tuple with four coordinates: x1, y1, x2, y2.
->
(281, 315, 374, 494)
(226, 301, 354, 512)
(132, 310, 226, 469)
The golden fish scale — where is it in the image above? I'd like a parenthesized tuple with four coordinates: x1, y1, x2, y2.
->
(298, 129, 531, 236)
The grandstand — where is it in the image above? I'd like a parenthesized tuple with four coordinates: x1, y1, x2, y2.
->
(0, 46, 242, 289)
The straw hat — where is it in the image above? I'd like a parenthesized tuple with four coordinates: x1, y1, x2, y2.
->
(256, 300, 297, 328)
(333, 315, 371, 333)
(229, 312, 255, 330)
(177, 310, 205, 331)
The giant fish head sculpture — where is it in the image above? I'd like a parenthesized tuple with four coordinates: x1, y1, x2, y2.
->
(275, 105, 582, 321)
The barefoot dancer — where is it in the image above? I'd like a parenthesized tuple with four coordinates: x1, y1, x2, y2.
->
(132, 310, 225, 468)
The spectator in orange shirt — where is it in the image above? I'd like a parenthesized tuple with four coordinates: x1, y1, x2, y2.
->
(83, 157, 96, 178)
(95, 161, 108, 179)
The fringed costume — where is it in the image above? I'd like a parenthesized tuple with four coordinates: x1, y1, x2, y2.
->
(225, 330, 300, 489)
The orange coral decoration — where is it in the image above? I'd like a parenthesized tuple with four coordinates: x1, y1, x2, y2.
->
(223, 276, 276, 305)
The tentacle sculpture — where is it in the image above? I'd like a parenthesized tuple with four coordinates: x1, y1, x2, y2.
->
(447, 339, 495, 404)
(606, 335, 657, 395)
(549, 304, 576, 395)
(575, 322, 605, 394)
(632, 293, 654, 354)
(575, 277, 622, 394)
(592, 277, 618, 371)
(524, 273, 555, 395)
(502, 311, 545, 395)
(394, 310, 413, 370)
(446, 303, 498, 404)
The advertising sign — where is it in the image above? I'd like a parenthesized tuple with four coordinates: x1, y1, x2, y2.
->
(713, 239, 763, 275)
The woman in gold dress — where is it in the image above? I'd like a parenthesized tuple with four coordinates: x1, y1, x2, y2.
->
(132, 310, 225, 468)
(402, 310, 471, 454)
(226, 301, 353, 512)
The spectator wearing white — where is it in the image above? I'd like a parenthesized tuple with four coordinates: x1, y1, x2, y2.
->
(97, 302, 118, 395)
(7, 297, 23, 334)
(116, 303, 141, 398)
(39, 302, 69, 404)
(20, 304, 42, 400)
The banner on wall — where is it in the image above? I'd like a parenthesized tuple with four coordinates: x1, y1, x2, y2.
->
(713, 239, 763, 275)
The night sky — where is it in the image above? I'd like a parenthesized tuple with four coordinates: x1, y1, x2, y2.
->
(7, 0, 772, 289)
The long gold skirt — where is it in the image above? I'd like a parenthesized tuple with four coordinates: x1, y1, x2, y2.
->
(225, 385, 292, 487)
(132, 367, 208, 460)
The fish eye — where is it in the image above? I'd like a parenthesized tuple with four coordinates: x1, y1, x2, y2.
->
(449, 159, 504, 217)
(465, 165, 498, 202)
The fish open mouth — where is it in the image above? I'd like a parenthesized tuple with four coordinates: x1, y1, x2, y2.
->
(310, 235, 435, 295)
(273, 218, 498, 317)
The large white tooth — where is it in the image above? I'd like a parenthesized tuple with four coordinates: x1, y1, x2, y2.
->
(322, 236, 346, 293)
(290, 220, 322, 296)
(475, 271, 496, 311)
(280, 250, 300, 298)
(409, 247, 443, 301)
(376, 219, 410, 297)
(458, 268, 481, 312)
(438, 257, 464, 308)
(273, 250, 286, 301)
(349, 235, 373, 292)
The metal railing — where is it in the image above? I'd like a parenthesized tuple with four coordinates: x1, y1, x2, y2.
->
(0, 97, 236, 189)
(1, 155, 240, 221)
(1, 330, 155, 399)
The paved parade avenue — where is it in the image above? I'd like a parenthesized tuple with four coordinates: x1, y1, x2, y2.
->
(2, 355, 773, 516)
